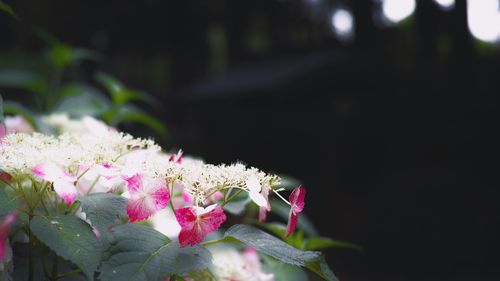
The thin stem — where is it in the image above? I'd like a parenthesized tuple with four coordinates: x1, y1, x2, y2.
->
(221, 189, 244, 207)
(272, 189, 291, 206)
(28, 214, 35, 281)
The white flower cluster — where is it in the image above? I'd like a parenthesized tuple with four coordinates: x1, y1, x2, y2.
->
(0, 131, 156, 177)
(210, 247, 275, 281)
(0, 115, 280, 205)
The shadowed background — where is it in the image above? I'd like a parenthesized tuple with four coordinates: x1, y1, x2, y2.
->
(1, 0, 499, 280)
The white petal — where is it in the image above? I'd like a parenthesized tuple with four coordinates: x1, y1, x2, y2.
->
(249, 191, 268, 207)
(246, 176, 261, 193)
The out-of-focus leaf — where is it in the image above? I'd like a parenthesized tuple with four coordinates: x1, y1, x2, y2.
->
(304, 237, 362, 252)
(96, 72, 155, 106)
(262, 255, 309, 281)
(259, 222, 304, 249)
(55, 83, 111, 116)
(2, 101, 40, 130)
(275, 174, 302, 190)
(224, 224, 338, 281)
(0, 189, 18, 217)
(270, 201, 318, 237)
(105, 105, 167, 137)
(223, 196, 251, 215)
(0, 0, 19, 20)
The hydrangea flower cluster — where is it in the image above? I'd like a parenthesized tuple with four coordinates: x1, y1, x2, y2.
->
(0, 115, 306, 272)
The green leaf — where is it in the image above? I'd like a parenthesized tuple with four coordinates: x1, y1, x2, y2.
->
(96, 73, 154, 106)
(30, 214, 102, 280)
(99, 224, 212, 281)
(270, 201, 318, 236)
(223, 224, 338, 281)
(76, 193, 126, 241)
(104, 105, 167, 138)
(55, 83, 112, 117)
(0, 189, 18, 217)
(258, 222, 304, 249)
(304, 237, 362, 252)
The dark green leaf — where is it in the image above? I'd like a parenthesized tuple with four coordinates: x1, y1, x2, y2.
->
(0, 189, 18, 217)
(270, 201, 318, 236)
(96, 73, 155, 106)
(100, 224, 212, 281)
(30, 214, 102, 280)
(223, 224, 338, 281)
(304, 237, 362, 252)
(76, 193, 126, 242)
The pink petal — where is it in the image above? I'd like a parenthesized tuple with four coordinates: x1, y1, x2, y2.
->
(258, 184, 271, 222)
(0, 123, 6, 139)
(0, 172, 12, 182)
(125, 176, 170, 222)
(168, 150, 183, 163)
(32, 163, 76, 183)
(286, 208, 299, 237)
(54, 180, 77, 205)
(175, 205, 226, 247)
(0, 213, 16, 262)
(125, 174, 143, 193)
(290, 185, 306, 212)
(285, 186, 306, 237)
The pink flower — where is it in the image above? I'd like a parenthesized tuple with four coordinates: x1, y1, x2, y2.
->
(286, 186, 306, 237)
(32, 163, 77, 205)
(243, 248, 275, 281)
(175, 204, 226, 247)
(0, 213, 16, 262)
(4, 115, 35, 134)
(0, 172, 12, 182)
(168, 149, 183, 163)
(258, 184, 271, 222)
(125, 174, 170, 222)
(0, 123, 6, 139)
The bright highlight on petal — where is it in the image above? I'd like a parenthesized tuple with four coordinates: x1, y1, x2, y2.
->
(32, 163, 77, 205)
(286, 186, 306, 237)
(125, 174, 170, 222)
(175, 204, 226, 247)
(246, 176, 268, 208)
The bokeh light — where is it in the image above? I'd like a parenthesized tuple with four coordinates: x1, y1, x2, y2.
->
(467, 0, 500, 43)
(331, 8, 354, 41)
(382, 0, 416, 24)
(434, 0, 455, 11)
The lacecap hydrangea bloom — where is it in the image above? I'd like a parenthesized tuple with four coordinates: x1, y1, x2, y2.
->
(0, 115, 305, 251)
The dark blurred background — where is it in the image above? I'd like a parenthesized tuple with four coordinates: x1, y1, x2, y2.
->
(1, 0, 500, 280)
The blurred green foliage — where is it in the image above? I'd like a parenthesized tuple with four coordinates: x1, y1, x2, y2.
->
(0, 31, 167, 138)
